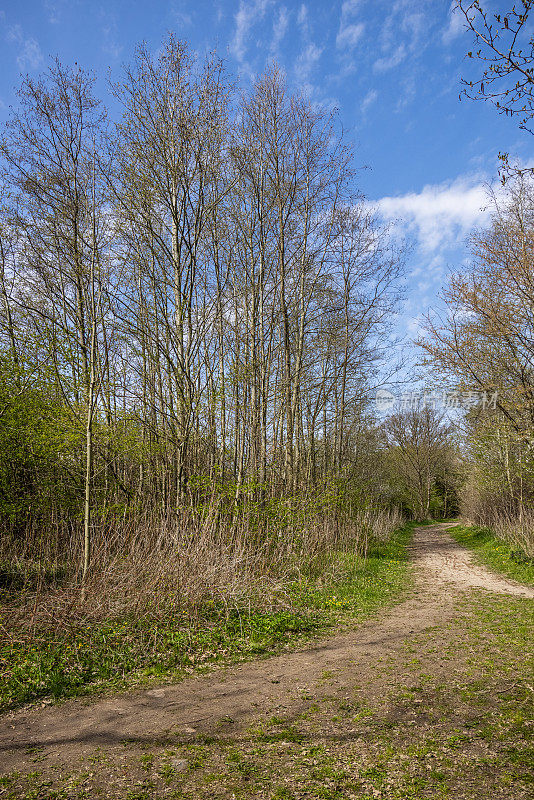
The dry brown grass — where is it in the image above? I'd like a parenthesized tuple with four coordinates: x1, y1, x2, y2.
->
(492, 511, 534, 557)
(0, 503, 403, 626)
(461, 486, 534, 557)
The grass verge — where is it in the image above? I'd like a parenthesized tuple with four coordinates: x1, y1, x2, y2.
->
(0, 524, 413, 714)
(449, 523, 534, 586)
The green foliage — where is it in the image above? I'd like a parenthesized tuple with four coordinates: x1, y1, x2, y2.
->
(0, 608, 321, 712)
(186, 469, 393, 545)
(0, 353, 87, 533)
(464, 414, 534, 511)
(0, 357, 54, 526)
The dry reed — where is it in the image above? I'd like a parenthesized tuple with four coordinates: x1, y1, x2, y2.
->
(1, 503, 403, 627)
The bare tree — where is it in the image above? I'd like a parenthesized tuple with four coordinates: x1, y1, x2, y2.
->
(224, 68, 403, 494)
(0, 41, 405, 573)
(386, 403, 456, 520)
(420, 177, 534, 440)
(457, 0, 534, 174)
(420, 176, 534, 524)
(112, 36, 230, 504)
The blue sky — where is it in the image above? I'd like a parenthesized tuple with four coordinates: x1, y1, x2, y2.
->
(0, 0, 530, 353)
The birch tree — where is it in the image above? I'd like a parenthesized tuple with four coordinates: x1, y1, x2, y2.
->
(113, 36, 230, 504)
(0, 60, 111, 581)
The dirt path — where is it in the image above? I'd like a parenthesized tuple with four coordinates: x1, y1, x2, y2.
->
(415, 522, 534, 598)
(0, 523, 532, 779)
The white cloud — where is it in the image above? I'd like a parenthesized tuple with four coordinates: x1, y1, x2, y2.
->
(442, 1, 465, 45)
(297, 2, 308, 35)
(406, 314, 425, 336)
(7, 25, 43, 71)
(374, 44, 406, 73)
(337, 22, 365, 50)
(336, 0, 364, 51)
(396, 74, 416, 111)
(171, 1, 192, 27)
(231, 0, 270, 64)
(341, 0, 361, 13)
(401, 10, 425, 43)
(102, 33, 122, 60)
(292, 3, 333, 104)
(373, 1, 426, 73)
(271, 6, 289, 54)
(361, 88, 377, 113)
(44, 0, 66, 24)
(295, 42, 322, 82)
(377, 175, 493, 253)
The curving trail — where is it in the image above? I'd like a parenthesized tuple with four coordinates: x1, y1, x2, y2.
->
(0, 523, 532, 776)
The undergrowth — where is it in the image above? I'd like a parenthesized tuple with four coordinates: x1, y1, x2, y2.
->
(0, 524, 413, 713)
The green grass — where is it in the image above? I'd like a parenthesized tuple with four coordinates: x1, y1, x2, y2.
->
(0, 607, 322, 713)
(0, 525, 413, 713)
(289, 522, 413, 617)
(450, 524, 534, 586)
